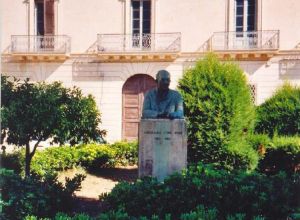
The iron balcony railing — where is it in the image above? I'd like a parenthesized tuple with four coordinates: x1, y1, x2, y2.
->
(97, 33, 181, 53)
(209, 30, 280, 51)
(11, 35, 71, 54)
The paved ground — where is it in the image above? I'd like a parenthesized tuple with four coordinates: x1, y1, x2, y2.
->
(58, 166, 138, 215)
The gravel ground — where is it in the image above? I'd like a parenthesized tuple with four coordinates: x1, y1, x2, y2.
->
(58, 166, 138, 199)
(57, 166, 138, 215)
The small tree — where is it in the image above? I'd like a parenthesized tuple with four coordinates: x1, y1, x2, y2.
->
(1, 76, 105, 176)
(178, 54, 258, 170)
(255, 83, 300, 137)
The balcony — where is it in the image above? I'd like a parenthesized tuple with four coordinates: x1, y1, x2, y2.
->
(205, 30, 280, 60)
(97, 33, 181, 62)
(10, 35, 71, 61)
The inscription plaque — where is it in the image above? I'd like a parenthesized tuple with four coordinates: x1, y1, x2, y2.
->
(138, 119, 187, 181)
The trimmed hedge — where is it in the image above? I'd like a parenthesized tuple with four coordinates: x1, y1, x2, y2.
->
(101, 164, 300, 220)
(110, 141, 138, 166)
(1, 141, 138, 176)
(178, 54, 257, 170)
(247, 134, 300, 174)
(258, 136, 300, 174)
(25, 206, 269, 220)
(255, 83, 300, 137)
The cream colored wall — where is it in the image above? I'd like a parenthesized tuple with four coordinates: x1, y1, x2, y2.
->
(0, 0, 28, 52)
(58, 0, 123, 53)
(155, 0, 226, 52)
(240, 59, 300, 105)
(3, 1, 300, 53)
(261, 0, 300, 50)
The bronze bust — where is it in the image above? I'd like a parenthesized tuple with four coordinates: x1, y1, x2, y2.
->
(142, 70, 184, 119)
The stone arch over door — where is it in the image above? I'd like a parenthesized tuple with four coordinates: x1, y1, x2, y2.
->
(122, 74, 157, 140)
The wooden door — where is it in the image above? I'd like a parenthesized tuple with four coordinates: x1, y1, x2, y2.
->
(122, 74, 156, 140)
(44, 0, 55, 35)
(44, 0, 55, 50)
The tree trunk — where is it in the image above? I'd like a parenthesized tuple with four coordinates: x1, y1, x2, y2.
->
(25, 143, 32, 177)
(25, 140, 41, 177)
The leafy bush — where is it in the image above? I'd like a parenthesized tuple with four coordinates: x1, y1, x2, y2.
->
(0, 149, 24, 174)
(258, 136, 300, 175)
(245, 135, 300, 175)
(25, 207, 265, 220)
(180, 205, 217, 220)
(102, 163, 300, 219)
(30, 146, 78, 176)
(1, 141, 138, 176)
(247, 134, 271, 153)
(255, 83, 300, 137)
(178, 54, 257, 170)
(76, 144, 116, 170)
(110, 141, 138, 166)
(0, 169, 85, 220)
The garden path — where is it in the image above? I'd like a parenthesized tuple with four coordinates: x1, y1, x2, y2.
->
(58, 166, 138, 216)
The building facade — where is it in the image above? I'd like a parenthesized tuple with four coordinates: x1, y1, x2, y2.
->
(1, 0, 300, 142)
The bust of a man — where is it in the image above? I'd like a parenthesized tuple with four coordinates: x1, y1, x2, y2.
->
(142, 70, 184, 119)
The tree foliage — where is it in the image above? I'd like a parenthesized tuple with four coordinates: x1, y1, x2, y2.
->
(255, 83, 300, 137)
(1, 76, 105, 175)
(178, 54, 258, 170)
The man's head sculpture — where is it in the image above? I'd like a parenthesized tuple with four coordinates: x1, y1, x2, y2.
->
(141, 70, 184, 119)
(156, 70, 171, 92)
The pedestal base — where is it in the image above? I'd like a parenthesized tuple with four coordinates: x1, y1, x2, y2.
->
(138, 119, 187, 181)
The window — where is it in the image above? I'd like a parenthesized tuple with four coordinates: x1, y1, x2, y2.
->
(236, 0, 244, 32)
(35, 0, 55, 36)
(35, 0, 55, 50)
(131, 0, 151, 35)
(235, 0, 256, 32)
(131, 0, 151, 48)
(36, 1, 44, 35)
(132, 0, 140, 34)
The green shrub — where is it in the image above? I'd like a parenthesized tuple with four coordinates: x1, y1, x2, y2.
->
(102, 163, 300, 219)
(255, 83, 300, 137)
(31, 144, 116, 175)
(31, 146, 77, 176)
(180, 205, 217, 220)
(178, 54, 257, 170)
(76, 144, 116, 170)
(25, 208, 266, 220)
(2, 142, 138, 176)
(247, 134, 271, 152)
(0, 168, 85, 219)
(0, 149, 24, 174)
(110, 141, 138, 166)
(258, 136, 300, 174)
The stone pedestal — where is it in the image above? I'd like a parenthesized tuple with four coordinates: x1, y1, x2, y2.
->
(138, 119, 187, 181)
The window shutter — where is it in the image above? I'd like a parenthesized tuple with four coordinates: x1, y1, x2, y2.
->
(44, 0, 55, 35)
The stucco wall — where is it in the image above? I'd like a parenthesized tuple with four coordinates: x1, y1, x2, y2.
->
(58, 0, 123, 53)
(0, 0, 28, 52)
(262, 0, 300, 50)
(240, 59, 300, 105)
(155, 0, 226, 52)
(2, 1, 300, 52)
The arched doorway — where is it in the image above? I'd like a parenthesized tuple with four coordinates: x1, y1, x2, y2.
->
(122, 74, 157, 140)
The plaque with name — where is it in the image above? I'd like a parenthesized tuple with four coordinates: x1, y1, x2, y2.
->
(138, 119, 187, 181)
